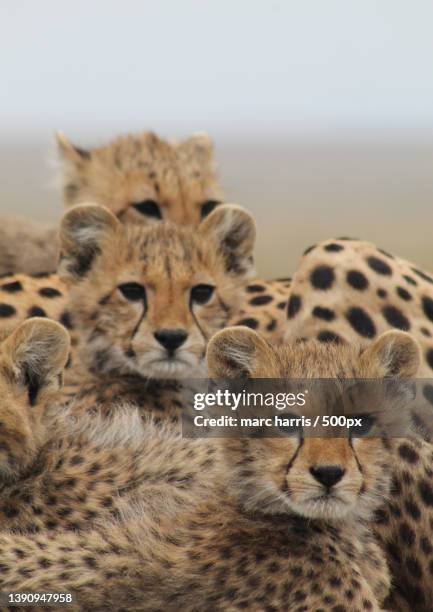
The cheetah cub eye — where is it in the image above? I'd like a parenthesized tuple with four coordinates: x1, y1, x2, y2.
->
(190, 284, 215, 304)
(200, 200, 221, 219)
(118, 283, 146, 302)
(132, 200, 162, 220)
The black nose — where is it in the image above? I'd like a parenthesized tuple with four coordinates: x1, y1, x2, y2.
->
(310, 465, 345, 488)
(154, 329, 187, 352)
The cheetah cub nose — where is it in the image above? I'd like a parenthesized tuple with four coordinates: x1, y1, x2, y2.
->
(310, 465, 345, 488)
(154, 329, 188, 352)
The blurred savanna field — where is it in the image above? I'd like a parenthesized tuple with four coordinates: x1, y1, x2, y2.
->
(1, 1, 433, 278)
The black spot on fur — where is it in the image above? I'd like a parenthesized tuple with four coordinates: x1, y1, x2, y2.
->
(422, 296, 433, 323)
(377, 248, 394, 259)
(266, 320, 277, 332)
(405, 499, 421, 521)
(70, 455, 84, 466)
(419, 480, 433, 506)
(235, 318, 258, 330)
(60, 311, 73, 330)
(421, 537, 433, 555)
(396, 286, 412, 301)
(317, 331, 343, 344)
(406, 556, 423, 579)
(1, 281, 22, 293)
(312, 306, 335, 321)
(346, 270, 368, 290)
(398, 444, 419, 464)
(412, 267, 433, 284)
(367, 256, 392, 276)
(39, 287, 62, 298)
(246, 284, 265, 293)
(287, 295, 302, 319)
(249, 295, 273, 306)
(382, 305, 410, 331)
(3, 505, 19, 518)
(28, 306, 47, 318)
(310, 265, 335, 290)
(403, 274, 417, 286)
(377, 288, 387, 298)
(346, 307, 376, 338)
(399, 522, 415, 546)
(324, 243, 344, 252)
(0, 304, 16, 317)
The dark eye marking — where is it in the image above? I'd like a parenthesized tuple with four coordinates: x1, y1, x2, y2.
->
(277, 412, 303, 436)
(190, 284, 215, 305)
(349, 414, 376, 438)
(200, 200, 221, 219)
(132, 200, 162, 219)
(118, 283, 146, 302)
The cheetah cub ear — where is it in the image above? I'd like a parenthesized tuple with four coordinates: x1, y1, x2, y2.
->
(179, 132, 214, 162)
(360, 330, 421, 378)
(56, 131, 91, 165)
(199, 204, 256, 278)
(2, 318, 70, 405)
(58, 203, 122, 283)
(207, 326, 272, 378)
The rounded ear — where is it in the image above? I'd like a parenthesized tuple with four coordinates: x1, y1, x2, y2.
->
(207, 326, 271, 378)
(2, 318, 70, 405)
(180, 132, 213, 162)
(199, 204, 256, 277)
(58, 203, 121, 282)
(56, 131, 91, 163)
(361, 330, 420, 378)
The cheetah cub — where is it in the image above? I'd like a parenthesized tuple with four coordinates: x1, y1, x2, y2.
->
(0, 131, 223, 277)
(0, 327, 420, 611)
(54, 202, 256, 422)
(0, 317, 217, 535)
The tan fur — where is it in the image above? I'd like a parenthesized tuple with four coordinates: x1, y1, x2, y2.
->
(0, 130, 289, 342)
(58, 203, 255, 382)
(0, 329, 411, 610)
(0, 216, 58, 277)
(0, 318, 218, 536)
(0, 131, 224, 277)
(284, 237, 433, 610)
(1, 202, 256, 389)
(285, 238, 433, 377)
(57, 131, 224, 225)
(0, 318, 69, 479)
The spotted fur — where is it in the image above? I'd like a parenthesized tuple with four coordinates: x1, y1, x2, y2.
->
(0, 130, 289, 343)
(285, 237, 433, 610)
(0, 328, 417, 610)
(0, 318, 217, 536)
(12, 203, 254, 427)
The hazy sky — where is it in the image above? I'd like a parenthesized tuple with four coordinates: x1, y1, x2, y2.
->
(2, 0, 433, 139)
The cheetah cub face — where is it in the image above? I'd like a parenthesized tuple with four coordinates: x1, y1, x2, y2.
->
(0, 319, 69, 480)
(57, 132, 224, 226)
(59, 203, 255, 378)
(207, 327, 420, 521)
